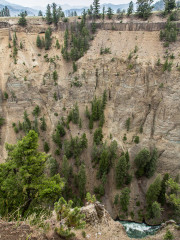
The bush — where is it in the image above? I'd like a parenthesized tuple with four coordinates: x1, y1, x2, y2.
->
(55, 198, 85, 239)
(100, 47, 111, 55)
(134, 136, 140, 144)
(86, 192, 96, 203)
(163, 59, 172, 72)
(4, 92, 8, 100)
(164, 229, 174, 240)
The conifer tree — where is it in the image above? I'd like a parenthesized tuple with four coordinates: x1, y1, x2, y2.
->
(18, 12, 27, 27)
(127, 1, 134, 16)
(38, 10, 43, 16)
(116, 155, 128, 188)
(52, 2, 59, 26)
(36, 35, 42, 48)
(107, 7, 114, 19)
(45, 28, 52, 50)
(46, 4, 52, 24)
(40, 116, 47, 131)
(77, 164, 87, 198)
(93, 0, 100, 19)
(164, 0, 176, 12)
(158, 173, 169, 205)
(120, 187, 131, 212)
(0, 130, 64, 217)
(136, 0, 154, 20)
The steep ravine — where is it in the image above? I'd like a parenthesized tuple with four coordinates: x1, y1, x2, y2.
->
(0, 18, 180, 226)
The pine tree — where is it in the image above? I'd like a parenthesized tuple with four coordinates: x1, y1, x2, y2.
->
(52, 2, 59, 26)
(146, 176, 162, 207)
(127, 1, 134, 16)
(38, 10, 43, 16)
(45, 28, 52, 50)
(0, 131, 64, 217)
(107, 7, 114, 19)
(116, 155, 128, 188)
(136, 0, 154, 20)
(40, 116, 47, 131)
(18, 12, 27, 27)
(120, 187, 131, 212)
(46, 4, 52, 24)
(164, 0, 176, 12)
(44, 142, 50, 153)
(36, 35, 42, 48)
(145, 148, 158, 178)
(158, 173, 169, 205)
(93, 0, 100, 19)
(77, 164, 86, 198)
(102, 6, 106, 21)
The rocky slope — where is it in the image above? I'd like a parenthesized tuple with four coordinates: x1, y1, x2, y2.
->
(0, 16, 179, 224)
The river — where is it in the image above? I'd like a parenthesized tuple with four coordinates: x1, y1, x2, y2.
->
(119, 221, 161, 239)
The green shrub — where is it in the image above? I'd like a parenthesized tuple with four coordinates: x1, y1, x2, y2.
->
(100, 47, 111, 55)
(163, 59, 172, 72)
(82, 231, 86, 238)
(86, 192, 96, 203)
(164, 229, 174, 240)
(56, 39, 60, 49)
(55, 197, 85, 239)
(134, 136, 139, 144)
(73, 62, 77, 72)
(4, 92, 8, 100)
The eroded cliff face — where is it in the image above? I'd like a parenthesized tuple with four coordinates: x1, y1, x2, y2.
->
(0, 18, 180, 222)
